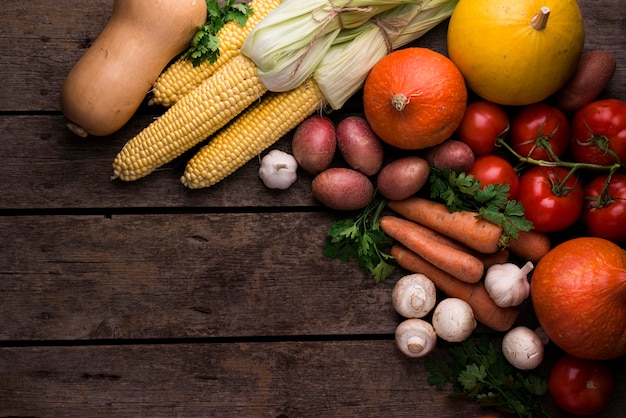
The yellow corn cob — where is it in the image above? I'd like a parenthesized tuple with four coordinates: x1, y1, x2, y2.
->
(181, 79, 325, 189)
(112, 54, 267, 181)
(149, 0, 281, 107)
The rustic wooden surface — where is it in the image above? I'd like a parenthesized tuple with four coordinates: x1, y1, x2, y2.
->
(1, 1, 625, 416)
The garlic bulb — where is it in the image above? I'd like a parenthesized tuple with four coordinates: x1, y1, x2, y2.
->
(484, 261, 534, 307)
(258, 149, 298, 189)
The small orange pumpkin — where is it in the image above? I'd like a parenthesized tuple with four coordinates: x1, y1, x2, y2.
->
(362, 47, 467, 150)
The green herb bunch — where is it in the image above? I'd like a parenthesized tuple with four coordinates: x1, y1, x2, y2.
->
(429, 166, 533, 239)
(184, 0, 253, 67)
(425, 336, 552, 418)
(323, 194, 395, 283)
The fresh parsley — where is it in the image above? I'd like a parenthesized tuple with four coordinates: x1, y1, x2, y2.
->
(429, 166, 533, 239)
(323, 195, 395, 283)
(184, 0, 253, 67)
(425, 336, 552, 418)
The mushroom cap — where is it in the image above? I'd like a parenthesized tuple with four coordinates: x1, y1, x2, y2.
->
(395, 318, 437, 358)
(432, 297, 476, 342)
(502, 326, 545, 370)
(392, 274, 437, 319)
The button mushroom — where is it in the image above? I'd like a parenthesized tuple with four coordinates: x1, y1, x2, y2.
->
(395, 318, 437, 358)
(502, 326, 546, 370)
(392, 273, 437, 319)
(432, 297, 477, 343)
(258, 149, 298, 190)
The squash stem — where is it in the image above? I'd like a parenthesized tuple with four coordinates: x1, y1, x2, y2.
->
(531, 6, 551, 31)
(392, 94, 408, 111)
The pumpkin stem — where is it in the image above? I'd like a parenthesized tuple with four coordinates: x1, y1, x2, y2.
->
(392, 94, 408, 111)
(531, 6, 550, 31)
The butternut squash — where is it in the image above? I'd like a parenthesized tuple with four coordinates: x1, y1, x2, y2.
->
(60, 0, 207, 137)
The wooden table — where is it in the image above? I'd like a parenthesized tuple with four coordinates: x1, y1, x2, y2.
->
(1, 1, 625, 416)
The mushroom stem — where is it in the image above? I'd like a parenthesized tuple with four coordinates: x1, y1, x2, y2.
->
(409, 289, 426, 312)
(531, 6, 550, 31)
(407, 336, 426, 353)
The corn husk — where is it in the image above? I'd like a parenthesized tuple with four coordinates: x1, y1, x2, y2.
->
(314, 0, 459, 109)
(241, 0, 424, 92)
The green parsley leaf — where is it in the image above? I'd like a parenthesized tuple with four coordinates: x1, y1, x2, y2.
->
(323, 194, 395, 283)
(428, 166, 533, 239)
(183, 0, 253, 67)
(425, 336, 552, 418)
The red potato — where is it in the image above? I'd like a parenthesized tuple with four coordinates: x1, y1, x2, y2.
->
(376, 156, 430, 200)
(420, 139, 475, 173)
(291, 115, 337, 174)
(312, 168, 374, 210)
(336, 115, 385, 176)
(551, 50, 617, 112)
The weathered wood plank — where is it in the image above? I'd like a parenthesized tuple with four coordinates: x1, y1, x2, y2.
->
(1, 341, 624, 417)
(0, 212, 407, 341)
(0, 114, 324, 210)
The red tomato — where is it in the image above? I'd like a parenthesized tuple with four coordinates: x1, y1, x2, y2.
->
(548, 354, 614, 416)
(456, 100, 510, 155)
(517, 166, 583, 232)
(582, 173, 626, 243)
(509, 103, 570, 161)
(467, 154, 520, 199)
(570, 99, 626, 166)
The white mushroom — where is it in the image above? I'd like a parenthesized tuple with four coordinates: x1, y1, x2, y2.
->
(392, 273, 437, 319)
(502, 326, 546, 370)
(431, 298, 476, 342)
(395, 319, 437, 358)
(258, 149, 298, 190)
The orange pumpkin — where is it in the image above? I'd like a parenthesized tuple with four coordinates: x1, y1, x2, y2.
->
(531, 237, 626, 360)
(362, 48, 467, 150)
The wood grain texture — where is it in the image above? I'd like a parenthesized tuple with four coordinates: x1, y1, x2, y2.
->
(2, 341, 624, 417)
(1, 0, 625, 416)
(0, 212, 399, 341)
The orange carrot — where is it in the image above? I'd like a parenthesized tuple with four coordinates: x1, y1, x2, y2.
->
(387, 197, 503, 254)
(381, 215, 485, 283)
(507, 229, 551, 264)
(478, 248, 510, 268)
(391, 244, 519, 332)
(404, 217, 510, 268)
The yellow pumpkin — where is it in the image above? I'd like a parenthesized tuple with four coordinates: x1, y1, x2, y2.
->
(447, 0, 585, 106)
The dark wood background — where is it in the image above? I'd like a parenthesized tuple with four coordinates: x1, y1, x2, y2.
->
(1, 1, 624, 416)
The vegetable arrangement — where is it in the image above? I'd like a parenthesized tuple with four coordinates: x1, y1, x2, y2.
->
(60, 0, 626, 415)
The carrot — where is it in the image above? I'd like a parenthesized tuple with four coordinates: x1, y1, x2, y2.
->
(391, 244, 519, 332)
(387, 197, 503, 254)
(507, 229, 551, 264)
(478, 248, 510, 269)
(381, 215, 485, 283)
(402, 216, 510, 268)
